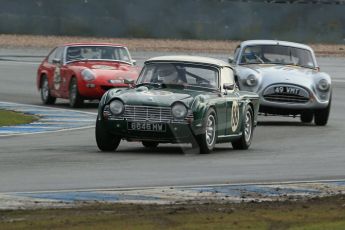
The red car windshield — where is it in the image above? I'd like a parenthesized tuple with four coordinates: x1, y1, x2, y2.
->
(65, 46, 131, 63)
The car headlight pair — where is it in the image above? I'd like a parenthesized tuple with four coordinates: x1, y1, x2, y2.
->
(317, 79, 330, 91)
(108, 100, 188, 119)
(81, 69, 96, 81)
(245, 74, 258, 86)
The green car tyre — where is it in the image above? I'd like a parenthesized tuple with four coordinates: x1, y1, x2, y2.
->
(195, 108, 217, 154)
(96, 117, 121, 151)
(232, 105, 254, 150)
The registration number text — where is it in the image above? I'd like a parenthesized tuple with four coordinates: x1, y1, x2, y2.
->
(128, 122, 166, 132)
(274, 86, 300, 95)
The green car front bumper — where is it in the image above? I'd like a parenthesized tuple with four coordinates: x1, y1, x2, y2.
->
(102, 119, 200, 143)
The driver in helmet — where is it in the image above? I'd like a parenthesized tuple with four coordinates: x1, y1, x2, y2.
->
(67, 47, 82, 61)
(158, 64, 184, 84)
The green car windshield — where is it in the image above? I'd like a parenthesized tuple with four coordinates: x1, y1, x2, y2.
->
(240, 45, 315, 68)
(137, 63, 219, 89)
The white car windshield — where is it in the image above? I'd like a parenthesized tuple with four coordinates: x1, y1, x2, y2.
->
(137, 63, 219, 89)
(65, 46, 131, 63)
(240, 45, 315, 68)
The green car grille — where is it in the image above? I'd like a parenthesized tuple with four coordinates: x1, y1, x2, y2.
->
(104, 105, 193, 123)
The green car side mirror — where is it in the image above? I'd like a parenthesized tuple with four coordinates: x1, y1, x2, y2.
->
(223, 83, 235, 91)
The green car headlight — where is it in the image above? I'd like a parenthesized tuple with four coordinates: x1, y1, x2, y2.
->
(109, 100, 124, 115)
(172, 103, 187, 119)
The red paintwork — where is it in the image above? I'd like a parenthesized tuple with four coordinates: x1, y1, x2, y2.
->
(37, 44, 140, 101)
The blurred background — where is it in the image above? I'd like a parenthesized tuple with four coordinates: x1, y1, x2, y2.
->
(0, 0, 344, 43)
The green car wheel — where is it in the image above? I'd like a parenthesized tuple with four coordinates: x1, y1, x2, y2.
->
(196, 108, 217, 154)
(96, 118, 121, 152)
(232, 105, 254, 150)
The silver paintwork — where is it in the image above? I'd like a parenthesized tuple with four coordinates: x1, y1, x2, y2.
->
(231, 40, 332, 112)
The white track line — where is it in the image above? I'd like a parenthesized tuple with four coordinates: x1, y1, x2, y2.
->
(6, 178, 345, 194)
(0, 101, 97, 137)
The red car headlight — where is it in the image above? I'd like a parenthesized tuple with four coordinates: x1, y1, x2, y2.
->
(81, 69, 96, 81)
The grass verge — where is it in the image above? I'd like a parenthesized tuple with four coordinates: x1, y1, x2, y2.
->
(1, 195, 345, 229)
(0, 109, 38, 127)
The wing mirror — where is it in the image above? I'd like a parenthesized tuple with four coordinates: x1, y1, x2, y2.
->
(124, 79, 135, 84)
(52, 58, 62, 65)
(223, 83, 235, 90)
(223, 83, 235, 95)
(228, 56, 234, 64)
(124, 79, 135, 87)
(132, 59, 137, 65)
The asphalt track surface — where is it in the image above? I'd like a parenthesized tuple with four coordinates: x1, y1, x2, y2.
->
(0, 49, 345, 193)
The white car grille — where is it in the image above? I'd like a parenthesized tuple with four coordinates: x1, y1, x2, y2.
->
(263, 84, 310, 104)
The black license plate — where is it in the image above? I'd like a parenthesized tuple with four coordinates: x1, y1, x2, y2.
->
(274, 86, 300, 95)
(128, 122, 166, 132)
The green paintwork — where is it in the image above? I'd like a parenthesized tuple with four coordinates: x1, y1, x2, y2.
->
(96, 56, 260, 152)
(98, 84, 259, 143)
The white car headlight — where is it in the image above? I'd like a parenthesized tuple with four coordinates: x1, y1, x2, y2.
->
(317, 79, 330, 91)
(245, 74, 257, 86)
(172, 103, 187, 119)
(81, 69, 95, 81)
(109, 100, 124, 115)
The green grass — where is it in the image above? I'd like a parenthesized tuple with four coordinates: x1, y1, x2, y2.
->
(1, 195, 345, 230)
(0, 109, 38, 127)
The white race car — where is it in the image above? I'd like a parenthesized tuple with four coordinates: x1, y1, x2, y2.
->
(229, 40, 331, 126)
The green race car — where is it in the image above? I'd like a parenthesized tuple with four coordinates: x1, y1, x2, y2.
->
(96, 55, 260, 154)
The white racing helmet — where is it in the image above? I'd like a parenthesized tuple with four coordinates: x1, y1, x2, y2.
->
(157, 64, 178, 83)
(67, 47, 82, 60)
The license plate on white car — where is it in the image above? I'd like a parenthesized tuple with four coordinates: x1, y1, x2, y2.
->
(128, 122, 166, 132)
(274, 86, 300, 95)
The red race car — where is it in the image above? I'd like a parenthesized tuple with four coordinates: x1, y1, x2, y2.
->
(37, 43, 140, 107)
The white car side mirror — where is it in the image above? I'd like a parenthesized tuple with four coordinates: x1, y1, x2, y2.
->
(228, 56, 234, 64)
